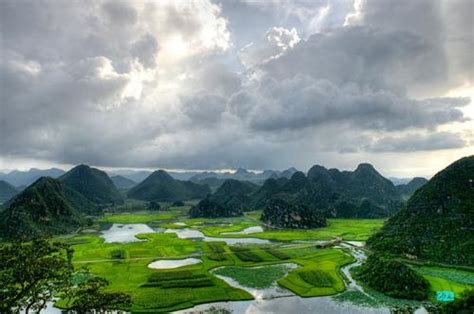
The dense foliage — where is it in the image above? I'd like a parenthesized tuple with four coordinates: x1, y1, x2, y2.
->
(0, 240, 73, 312)
(252, 164, 404, 218)
(261, 198, 326, 229)
(60, 164, 123, 206)
(67, 277, 132, 312)
(368, 156, 474, 266)
(189, 179, 259, 217)
(210, 179, 259, 212)
(128, 170, 210, 201)
(356, 254, 429, 300)
(0, 240, 132, 312)
(0, 177, 85, 240)
(190, 197, 242, 218)
(441, 289, 474, 314)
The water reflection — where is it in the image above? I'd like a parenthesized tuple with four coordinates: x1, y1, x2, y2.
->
(148, 258, 202, 269)
(100, 223, 158, 243)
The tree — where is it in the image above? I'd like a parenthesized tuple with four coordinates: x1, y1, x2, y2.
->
(68, 277, 131, 312)
(0, 240, 132, 313)
(0, 240, 74, 313)
(147, 201, 161, 211)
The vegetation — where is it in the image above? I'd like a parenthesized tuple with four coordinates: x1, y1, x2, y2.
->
(128, 170, 210, 201)
(356, 254, 429, 300)
(251, 164, 403, 218)
(263, 247, 291, 260)
(66, 277, 132, 312)
(99, 209, 184, 223)
(0, 240, 131, 313)
(147, 201, 161, 211)
(298, 270, 334, 287)
(209, 179, 259, 212)
(213, 264, 290, 288)
(190, 197, 243, 218)
(229, 246, 263, 262)
(261, 198, 326, 229)
(142, 270, 214, 288)
(278, 248, 353, 296)
(0, 240, 73, 312)
(368, 156, 474, 266)
(441, 289, 474, 314)
(0, 177, 85, 240)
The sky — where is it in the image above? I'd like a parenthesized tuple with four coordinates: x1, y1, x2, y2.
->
(0, 0, 473, 177)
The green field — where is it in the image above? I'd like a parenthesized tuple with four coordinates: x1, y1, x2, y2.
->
(52, 210, 473, 312)
(98, 209, 186, 224)
(213, 264, 292, 289)
(190, 217, 385, 241)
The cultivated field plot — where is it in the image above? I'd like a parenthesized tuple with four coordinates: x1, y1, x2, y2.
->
(53, 211, 473, 312)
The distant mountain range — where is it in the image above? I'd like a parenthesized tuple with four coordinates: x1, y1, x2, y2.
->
(0, 180, 18, 204)
(251, 164, 404, 218)
(110, 175, 137, 190)
(190, 163, 428, 221)
(368, 155, 474, 266)
(190, 180, 259, 218)
(127, 170, 211, 202)
(0, 168, 65, 187)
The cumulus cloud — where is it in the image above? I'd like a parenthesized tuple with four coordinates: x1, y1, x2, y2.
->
(239, 27, 300, 68)
(234, 75, 469, 132)
(0, 0, 472, 173)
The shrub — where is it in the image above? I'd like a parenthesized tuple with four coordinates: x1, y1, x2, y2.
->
(356, 254, 429, 300)
(110, 249, 126, 259)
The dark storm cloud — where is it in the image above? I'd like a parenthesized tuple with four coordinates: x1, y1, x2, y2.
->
(367, 132, 467, 152)
(230, 75, 469, 132)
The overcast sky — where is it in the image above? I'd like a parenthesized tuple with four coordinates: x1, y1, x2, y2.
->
(1, 0, 473, 177)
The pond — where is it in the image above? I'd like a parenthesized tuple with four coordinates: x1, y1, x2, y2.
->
(100, 223, 159, 243)
(222, 226, 264, 235)
(148, 258, 202, 269)
(164, 228, 271, 245)
(212, 263, 298, 299)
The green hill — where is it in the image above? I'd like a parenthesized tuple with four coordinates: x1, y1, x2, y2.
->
(0, 180, 18, 204)
(189, 197, 241, 218)
(250, 165, 402, 218)
(60, 165, 123, 208)
(0, 177, 84, 240)
(189, 179, 259, 217)
(261, 198, 326, 229)
(367, 156, 474, 266)
(111, 175, 137, 190)
(127, 170, 211, 202)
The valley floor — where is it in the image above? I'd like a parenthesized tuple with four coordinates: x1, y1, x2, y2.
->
(53, 206, 473, 313)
